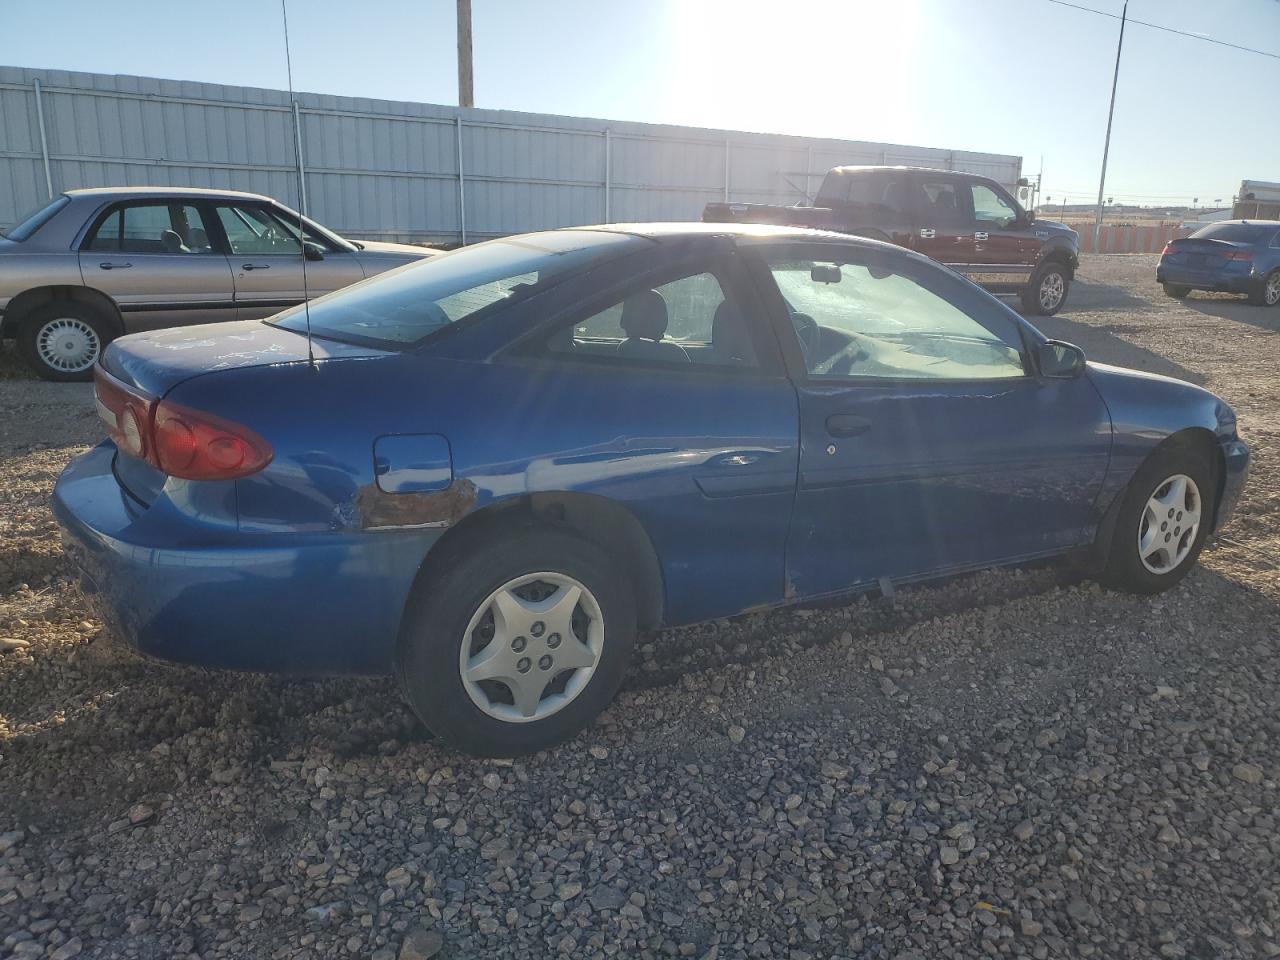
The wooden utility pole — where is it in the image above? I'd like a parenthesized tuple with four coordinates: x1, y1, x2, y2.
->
(457, 0, 474, 108)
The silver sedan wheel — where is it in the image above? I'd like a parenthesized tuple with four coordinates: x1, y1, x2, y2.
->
(1039, 270, 1065, 311)
(1138, 473, 1201, 574)
(36, 317, 101, 374)
(459, 572, 604, 723)
(1266, 272, 1280, 306)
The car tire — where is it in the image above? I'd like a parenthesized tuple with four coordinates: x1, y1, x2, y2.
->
(18, 301, 115, 382)
(398, 526, 636, 757)
(1162, 283, 1191, 299)
(1098, 445, 1216, 595)
(1022, 261, 1070, 316)
(1247, 269, 1280, 307)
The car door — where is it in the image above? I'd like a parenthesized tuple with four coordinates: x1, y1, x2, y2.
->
(909, 174, 975, 270)
(743, 240, 1112, 600)
(966, 180, 1040, 289)
(211, 202, 365, 320)
(78, 200, 236, 331)
(492, 240, 800, 625)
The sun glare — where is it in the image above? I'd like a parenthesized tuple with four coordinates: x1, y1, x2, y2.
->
(667, 0, 921, 142)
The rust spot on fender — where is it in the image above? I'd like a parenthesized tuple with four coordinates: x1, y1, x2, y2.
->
(355, 478, 478, 530)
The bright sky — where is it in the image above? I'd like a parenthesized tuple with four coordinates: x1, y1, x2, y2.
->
(1, 0, 1276, 209)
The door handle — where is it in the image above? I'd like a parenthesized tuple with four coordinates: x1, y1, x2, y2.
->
(98, 262, 132, 270)
(919, 228, 936, 239)
(974, 231, 989, 241)
(241, 263, 271, 271)
(825, 414, 872, 438)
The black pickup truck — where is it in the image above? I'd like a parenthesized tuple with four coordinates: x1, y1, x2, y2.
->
(704, 165, 1080, 315)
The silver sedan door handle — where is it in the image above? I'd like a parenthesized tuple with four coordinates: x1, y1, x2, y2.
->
(241, 263, 271, 271)
(974, 231, 989, 241)
(98, 262, 132, 270)
(919, 228, 936, 239)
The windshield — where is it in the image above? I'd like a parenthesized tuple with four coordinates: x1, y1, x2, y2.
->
(2, 195, 70, 241)
(270, 230, 641, 348)
(1192, 222, 1276, 244)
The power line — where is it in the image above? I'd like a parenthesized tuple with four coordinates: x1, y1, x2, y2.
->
(1043, 0, 1280, 60)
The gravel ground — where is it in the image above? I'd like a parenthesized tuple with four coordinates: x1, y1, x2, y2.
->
(1, 255, 1278, 960)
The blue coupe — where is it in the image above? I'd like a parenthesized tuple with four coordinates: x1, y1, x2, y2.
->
(1157, 220, 1280, 305)
(54, 224, 1249, 756)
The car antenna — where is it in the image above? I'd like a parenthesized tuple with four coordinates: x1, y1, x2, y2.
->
(281, 0, 317, 371)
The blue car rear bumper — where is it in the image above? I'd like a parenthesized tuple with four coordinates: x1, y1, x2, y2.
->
(1156, 264, 1258, 295)
(52, 443, 437, 676)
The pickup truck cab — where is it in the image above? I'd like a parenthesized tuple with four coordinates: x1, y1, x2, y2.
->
(704, 165, 1080, 315)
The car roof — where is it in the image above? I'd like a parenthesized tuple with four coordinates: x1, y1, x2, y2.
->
(827, 164, 992, 179)
(569, 222, 861, 244)
(1205, 219, 1280, 227)
(63, 186, 275, 203)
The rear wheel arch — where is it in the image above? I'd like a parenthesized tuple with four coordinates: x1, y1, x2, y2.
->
(2, 285, 123, 340)
(404, 491, 665, 637)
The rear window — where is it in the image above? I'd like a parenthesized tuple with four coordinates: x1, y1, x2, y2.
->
(1192, 223, 1277, 244)
(2, 195, 70, 241)
(270, 230, 641, 349)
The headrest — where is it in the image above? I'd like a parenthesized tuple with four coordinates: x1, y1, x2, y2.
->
(619, 290, 668, 341)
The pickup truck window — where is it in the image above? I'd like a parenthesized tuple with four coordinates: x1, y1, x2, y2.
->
(766, 256, 1025, 381)
(971, 184, 1019, 229)
(815, 173, 910, 222)
(918, 180, 969, 228)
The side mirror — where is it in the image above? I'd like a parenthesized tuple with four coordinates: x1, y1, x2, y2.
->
(303, 241, 326, 262)
(1038, 340, 1085, 379)
(1024, 209, 1037, 226)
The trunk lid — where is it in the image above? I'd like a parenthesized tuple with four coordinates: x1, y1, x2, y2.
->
(1162, 237, 1251, 269)
(101, 319, 392, 396)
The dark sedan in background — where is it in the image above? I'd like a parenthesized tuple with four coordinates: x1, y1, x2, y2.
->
(1158, 220, 1280, 306)
(0, 187, 437, 380)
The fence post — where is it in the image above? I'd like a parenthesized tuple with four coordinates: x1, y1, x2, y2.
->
(33, 78, 53, 199)
(723, 138, 730, 202)
(603, 129, 611, 223)
(455, 115, 467, 245)
(291, 100, 308, 215)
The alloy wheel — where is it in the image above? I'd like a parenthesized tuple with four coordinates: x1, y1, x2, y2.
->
(1137, 473, 1201, 574)
(1266, 272, 1280, 306)
(1039, 271, 1065, 311)
(458, 572, 604, 723)
(35, 318, 100, 374)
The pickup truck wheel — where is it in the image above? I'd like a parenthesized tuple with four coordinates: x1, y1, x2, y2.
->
(1022, 262, 1069, 316)
(17, 302, 115, 382)
(1162, 283, 1191, 299)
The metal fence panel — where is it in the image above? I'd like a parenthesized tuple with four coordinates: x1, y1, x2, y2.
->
(0, 65, 1023, 243)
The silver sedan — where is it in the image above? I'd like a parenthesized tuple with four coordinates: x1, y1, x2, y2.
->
(0, 187, 438, 380)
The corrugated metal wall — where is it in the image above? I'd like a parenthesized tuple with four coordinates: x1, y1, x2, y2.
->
(0, 65, 1023, 244)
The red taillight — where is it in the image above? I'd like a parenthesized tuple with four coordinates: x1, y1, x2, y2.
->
(1226, 250, 1254, 262)
(152, 400, 272, 480)
(93, 366, 271, 481)
(1160, 244, 1172, 255)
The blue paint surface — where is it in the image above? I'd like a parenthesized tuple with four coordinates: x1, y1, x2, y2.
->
(54, 226, 1250, 676)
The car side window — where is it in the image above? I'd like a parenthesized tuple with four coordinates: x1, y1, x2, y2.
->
(543, 268, 760, 370)
(215, 204, 332, 255)
(85, 203, 214, 254)
(917, 179, 969, 228)
(970, 184, 1018, 229)
(765, 254, 1025, 381)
